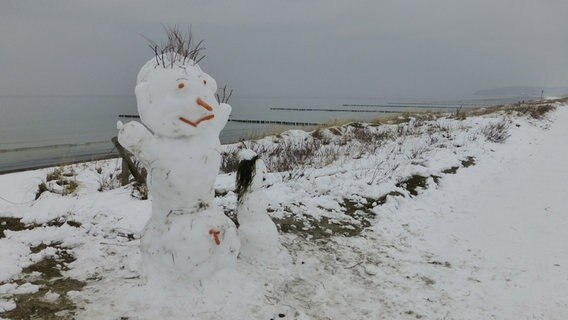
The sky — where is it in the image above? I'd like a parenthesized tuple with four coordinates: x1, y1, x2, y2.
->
(1, 0, 567, 99)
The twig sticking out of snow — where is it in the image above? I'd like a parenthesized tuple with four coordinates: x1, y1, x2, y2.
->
(345, 261, 364, 269)
(216, 85, 234, 104)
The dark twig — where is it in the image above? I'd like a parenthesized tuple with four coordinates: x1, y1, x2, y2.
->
(345, 261, 364, 269)
(216, 85, 234, 104)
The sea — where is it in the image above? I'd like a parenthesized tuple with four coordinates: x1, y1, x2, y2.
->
(0, 95, 528, 173)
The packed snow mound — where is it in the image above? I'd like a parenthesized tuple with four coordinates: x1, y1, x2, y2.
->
(238, 148, 258, 161)
(236, 157, 291, 266)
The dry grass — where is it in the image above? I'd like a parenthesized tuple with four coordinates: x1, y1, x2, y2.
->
(220, 149, 241, 173)
(36, 167, 79, 199)
(221, 123, 400, 177)
(0, 219, 85, 319)
(97, 172, 120, 192)
(526, 104, 556, 119)
(481, 118, 510, 143)
(0, 242, 85, 319)
(219, 97, 563, 180)
(222, 139, 338, 179)
(468, 100, 558, 119)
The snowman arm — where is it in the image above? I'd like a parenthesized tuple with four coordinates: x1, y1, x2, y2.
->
(217, 103, 232, 128)
(117, 120, 154, 163)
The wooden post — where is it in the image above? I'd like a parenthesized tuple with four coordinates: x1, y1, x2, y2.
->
(121, 158, 130, 186)
(111, 137, 146, 185)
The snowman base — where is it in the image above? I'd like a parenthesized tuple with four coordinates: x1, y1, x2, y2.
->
(140, 208, 240, 284)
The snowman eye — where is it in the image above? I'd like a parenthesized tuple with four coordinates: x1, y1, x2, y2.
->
(178, 83, 185, 89)
(203, 80, 207, 85)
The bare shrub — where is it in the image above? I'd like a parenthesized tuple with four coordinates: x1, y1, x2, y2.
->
(46, 169, 62, 182)
(345, 126, 396, 154)
(529, 104, 555, 119)
(352, 127, 375, 143)
(428, 121, 450, 134)
(311, 129, 332, 145)
(406, 144, 427, 160)
(426, 133, 440, 146)
(97, 173, 121, 192)
(131, 182, 148, 200)
(311, 129, 325, 140)
(454, 106, 467, 120)
(220, 149, 240, 173)
(227, 136, 348, 180)
(481, 118, 510, 143)
(367, 146, 400, 185)
(396, 124, 407, 137)
(376, 129, 396, 141)
(267, 140, 321, 173)
(219, 105, 525, 184)
(64, 180, 79, 195)
(35, 182, 49, 200)
(131, 159, 147, 182)
(221, 139, 338, 177)
(396, 119, 422, 137)
(471, 102, 556, 119)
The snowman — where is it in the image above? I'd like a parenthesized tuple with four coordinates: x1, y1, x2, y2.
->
(235, 150, 291, 266)
(117, 52, 239, 284)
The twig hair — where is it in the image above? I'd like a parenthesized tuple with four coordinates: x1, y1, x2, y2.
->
(142, 25, 206, 68)
(236, 155, 260, 201)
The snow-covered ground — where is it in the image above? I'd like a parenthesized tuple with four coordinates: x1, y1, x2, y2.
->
(0, 103, 566, 319)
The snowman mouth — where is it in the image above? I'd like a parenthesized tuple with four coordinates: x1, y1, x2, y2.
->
(179, 114, 215, 127)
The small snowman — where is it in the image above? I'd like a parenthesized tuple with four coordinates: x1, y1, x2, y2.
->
(117, 32, 239, 284)
(235, 150, 290, 266)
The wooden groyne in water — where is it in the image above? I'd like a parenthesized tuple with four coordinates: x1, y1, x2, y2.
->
(119, 115, 318, 126)
(270, 107, 399, 113)
(386, 102, 479, 106)
(228, 119, 319, 126)
(341, 103, 475, 109)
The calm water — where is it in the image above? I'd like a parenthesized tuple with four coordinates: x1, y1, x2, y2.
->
(0, 95, 525, 172)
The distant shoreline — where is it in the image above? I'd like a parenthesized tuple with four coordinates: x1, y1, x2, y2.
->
(0, 153, 120, 175)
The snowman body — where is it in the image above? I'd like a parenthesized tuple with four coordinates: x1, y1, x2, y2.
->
(118, 57, 239, 283)
(141, 207, 239, 283)
(236, 158, 290, 266)
(139, 133, 221, 216)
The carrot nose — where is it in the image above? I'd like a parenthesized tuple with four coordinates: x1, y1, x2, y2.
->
(197, 98, 213, 111)
(209, 229, 221, 246)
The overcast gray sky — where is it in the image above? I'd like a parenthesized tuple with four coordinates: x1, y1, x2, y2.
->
(1, 0, 567, 99)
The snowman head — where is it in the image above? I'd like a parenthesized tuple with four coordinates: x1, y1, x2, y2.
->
(236, 153, 268, 201)
(134, 56, 225, 138)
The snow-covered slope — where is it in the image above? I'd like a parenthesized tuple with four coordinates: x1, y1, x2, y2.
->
(0, 104, 566, 319)
(386, 106, 568, 319)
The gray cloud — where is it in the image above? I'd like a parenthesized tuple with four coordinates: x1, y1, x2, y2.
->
(1, 0, 567, 98)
